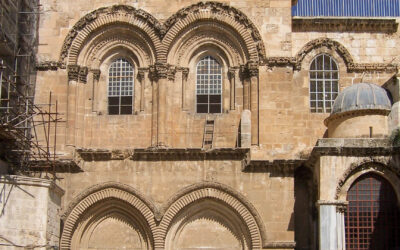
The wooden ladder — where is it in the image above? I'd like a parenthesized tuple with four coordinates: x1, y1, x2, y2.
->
(202, 118, 215, 149)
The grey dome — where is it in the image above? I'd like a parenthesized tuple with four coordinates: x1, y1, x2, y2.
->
(332, 83, 391, 114)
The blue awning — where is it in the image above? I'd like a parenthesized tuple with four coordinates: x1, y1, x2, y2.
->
(292, 0, 400, 17)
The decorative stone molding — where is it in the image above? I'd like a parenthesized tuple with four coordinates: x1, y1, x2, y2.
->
(293, 18, 398, 33)
(324, 109, 391, 126)
(295, 38, 398, 73)
(60, 182, 158, 250)
(163, 1, 265, 62)
(263, 241, 297, 249)
(264, 57, 297, 68)
(228, 67, 237, 80)
(244, 159, 302, 175)
(0, 175, 65, 196)
(158, 181, 267, 249)
(36, 60, 66, 71)
(59, 5, 163, 62)
(336, 203, 348, 213)
(335, 161, 400, 199)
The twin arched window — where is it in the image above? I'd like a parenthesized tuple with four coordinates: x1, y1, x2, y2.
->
(108, 56, 223, 115)
(108, 58, 134, 115)
(196, 56, 222, 114)
(309, 54, 339, 113)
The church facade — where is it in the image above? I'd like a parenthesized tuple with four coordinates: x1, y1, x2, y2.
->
(1, 0, 400, 249)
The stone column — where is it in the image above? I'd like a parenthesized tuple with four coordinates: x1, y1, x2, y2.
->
(388, 75, 400, 134)
(241, 62, 259, 145)
(138, 68, 146, 112)
(228, 67, 236, 110)
(317, 200, 348, 250)
(90, 69, 101, 113)
(181, 67, 189, 111)
(150, 63, 168, 147)
(66, 65, 79, 147)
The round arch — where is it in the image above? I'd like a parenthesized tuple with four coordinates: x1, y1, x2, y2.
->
(157, 182, 267, 249)
(59, 5, 162, 65)
(60, 182, 158, 250)
(163, 1, 265, 63)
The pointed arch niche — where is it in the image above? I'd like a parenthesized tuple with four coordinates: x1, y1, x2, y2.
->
(60, 183, 157, 250)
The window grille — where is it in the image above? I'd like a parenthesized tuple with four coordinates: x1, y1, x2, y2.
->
(309, 54, 339, 113)
(108, 58, 134, 115)
(196, 56, 222, 113)
(345, 173, 400, 250)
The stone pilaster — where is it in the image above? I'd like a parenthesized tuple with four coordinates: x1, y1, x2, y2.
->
(317, 200, 348, 250)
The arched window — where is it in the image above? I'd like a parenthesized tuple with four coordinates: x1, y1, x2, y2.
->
(108, 58, 134, 115)
(309, 54, 339, 113)
(196, 56, 222, 113)
(345, 173, 400, 250)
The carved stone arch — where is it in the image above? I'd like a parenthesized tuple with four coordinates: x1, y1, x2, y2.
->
(169, 22, 245, 67)
(163, 1, 265, 63)
(79, 24, 155, 68)
(295, 38, 355, 71)
(335, 161, 400, 204)
(60, 182, 158, 250)
(59, 5, 163, 64)
(157, 182, 267, 249)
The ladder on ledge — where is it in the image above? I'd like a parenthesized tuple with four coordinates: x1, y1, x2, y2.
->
(202, 118, 214, 149)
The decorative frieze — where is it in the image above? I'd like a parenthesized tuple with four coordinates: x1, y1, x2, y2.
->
(36, 61, 66, 71)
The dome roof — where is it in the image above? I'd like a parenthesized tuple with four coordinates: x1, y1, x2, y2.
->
(332, 83, 391, 114)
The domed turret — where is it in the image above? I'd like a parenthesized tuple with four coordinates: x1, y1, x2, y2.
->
(332, 83, 391, 114)
(325, 83, 392, 138)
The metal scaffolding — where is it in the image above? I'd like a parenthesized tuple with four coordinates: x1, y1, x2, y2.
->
(0, 0, 61, 177)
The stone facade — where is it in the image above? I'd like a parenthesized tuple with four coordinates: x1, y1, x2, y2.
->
(0, 0, 399, 249)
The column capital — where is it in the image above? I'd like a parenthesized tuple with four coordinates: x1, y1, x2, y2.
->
(90, 69, 101, 81)
(240, 61, 259, 79)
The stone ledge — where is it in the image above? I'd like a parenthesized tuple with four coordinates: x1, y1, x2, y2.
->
(292, 17, 398, 33)
(0, 175, 64, 195)
(264, 241, 296, 249)
(76, 147, 250, 162)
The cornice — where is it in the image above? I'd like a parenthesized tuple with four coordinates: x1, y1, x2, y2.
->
(324, 108, 391, 126)
(292, 18, 398, 33)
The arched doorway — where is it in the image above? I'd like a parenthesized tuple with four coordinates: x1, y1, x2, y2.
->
(345, 173, 400, 250)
